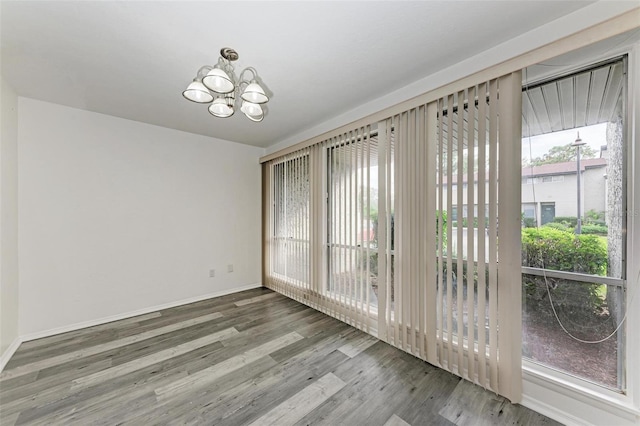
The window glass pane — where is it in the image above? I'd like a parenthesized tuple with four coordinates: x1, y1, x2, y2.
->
(521, 58, 626, 390)
(327, 134, 383, 307)
(523, 274, 623, 389)
(272, 156, 310, 284)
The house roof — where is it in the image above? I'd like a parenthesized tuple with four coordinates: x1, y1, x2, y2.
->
(442, 157, 606, 184)
(521, 158, 607, 177)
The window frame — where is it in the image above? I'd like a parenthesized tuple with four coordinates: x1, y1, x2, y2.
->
(521, 50, 640, 418)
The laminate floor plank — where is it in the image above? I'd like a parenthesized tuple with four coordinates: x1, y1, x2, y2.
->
(15, 345, 219, 425)
(34, 317, 229, 379)
(234, 291, 281, 306)
(0, 312, 224, 381)
(390, 368, 460, 426)
(337, 332, 379, 358)
(13, 311, 162, 353)
(0, 371, 38, 394)
(0, 359, 112, 409)
(71, 327, 239, 390)
(177, 347, 350, 426)
(154, 331, 304, 399)
(296, 342, 412, 426)
(246, 372, 346, 426)
(147, 327, 354, 425)
(0, 410, 19, 426)
(1, 288, 559, 426)
(438, 379, 561, 426)
(384, 414, 412, 426)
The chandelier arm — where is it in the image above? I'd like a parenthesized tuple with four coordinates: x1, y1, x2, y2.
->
(238, 67, 258, 84)
(196, 66, 213, 79)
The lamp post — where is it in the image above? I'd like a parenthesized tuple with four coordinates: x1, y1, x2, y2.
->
(573, 132, 586, 234)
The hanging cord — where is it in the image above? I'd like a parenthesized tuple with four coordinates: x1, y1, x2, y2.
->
(542, 266, 637, 344)
(523, 67, 636, 345)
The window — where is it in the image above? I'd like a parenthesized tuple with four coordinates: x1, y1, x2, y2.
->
(272, 155, 310, 286)
(521, 57, 626, 390)
(326, 132, 382, 307)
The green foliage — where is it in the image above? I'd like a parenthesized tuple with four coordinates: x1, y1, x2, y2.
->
(527, 143, 596, 166)
(553, 216, 578, 227)
(522, 217, 536, 228)
(581, 224, 608, 235)
(543, 222, 571, 232)
(437, 210, 448, 248)
(522, 227, 607, 275)
(585, 209, 605, 222)
(522, 227, 608, 319)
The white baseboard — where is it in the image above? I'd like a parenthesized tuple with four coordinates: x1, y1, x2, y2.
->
(20, 283, 263, 343)
(0, 337, 23, 373)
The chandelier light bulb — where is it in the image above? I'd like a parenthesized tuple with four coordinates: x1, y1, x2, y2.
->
(202, 67, 234, 94)
(208, 98, 234, 118)
(245, 110, 264, 122)
(241, 100, 262, 117)
(182, 80, 213, 103)
(241, 82, 269, 104)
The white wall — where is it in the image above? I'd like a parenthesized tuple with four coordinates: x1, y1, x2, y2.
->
(18, 98, 263, 336)
(1, 77, 20, 361)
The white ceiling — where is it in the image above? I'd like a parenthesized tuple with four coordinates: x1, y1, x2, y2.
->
(1, 1, 597, 148)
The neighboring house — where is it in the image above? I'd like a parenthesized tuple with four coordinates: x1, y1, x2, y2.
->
(442, 157, 607, 226)
(521, 157, 607, 225)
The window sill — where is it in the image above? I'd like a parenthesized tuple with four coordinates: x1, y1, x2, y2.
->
(522, 360, 640, 424)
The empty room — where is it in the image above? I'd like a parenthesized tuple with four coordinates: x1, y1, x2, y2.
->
(1, 2, 639, 425)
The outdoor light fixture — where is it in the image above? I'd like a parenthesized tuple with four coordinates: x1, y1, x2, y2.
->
(182, 47, 269, 122)
(572, 131, 587, 234)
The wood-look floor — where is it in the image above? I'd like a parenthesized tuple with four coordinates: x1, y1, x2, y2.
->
(0, 288, 560, 425)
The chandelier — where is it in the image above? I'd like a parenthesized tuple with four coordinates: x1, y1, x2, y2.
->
(182, 47, 269, 122)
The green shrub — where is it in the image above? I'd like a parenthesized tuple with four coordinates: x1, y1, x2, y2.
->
(585, 209, 605, 223)
(522, 217, 536, 228)
(437, 210, 447, 248)
(553, 216, 578, 227)
(581, 224, 608, 235)
(522, 227, 608, 319)
(543, 222, 571, 232)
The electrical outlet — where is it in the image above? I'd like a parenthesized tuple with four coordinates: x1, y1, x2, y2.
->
(209, 269, 216, 278)
(227, 264, 234, 273)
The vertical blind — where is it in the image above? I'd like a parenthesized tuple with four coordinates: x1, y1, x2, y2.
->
(263, 72, 523, 402)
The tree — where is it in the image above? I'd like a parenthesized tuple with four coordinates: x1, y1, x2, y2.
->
(527, 143, 597, 166)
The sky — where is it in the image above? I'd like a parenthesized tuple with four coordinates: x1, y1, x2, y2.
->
(521, 123, 607, 162)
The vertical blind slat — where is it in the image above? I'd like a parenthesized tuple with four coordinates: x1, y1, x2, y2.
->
(466, 86, 476, 382)
(488, 78, 499, 392)
(378, 121, 388, 340)
(409, 108, 417, 354)
(437, 97, 445, 367)
(456, 90, 465, 377)
(426, 101, 438, 364)
(476, 82, 488, 388)
(446, 94, 454, 370)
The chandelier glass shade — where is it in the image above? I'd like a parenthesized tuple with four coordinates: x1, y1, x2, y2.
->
(183, 48, 269, 122)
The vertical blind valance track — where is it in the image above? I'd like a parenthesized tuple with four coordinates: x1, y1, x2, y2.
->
(263, 72, 523, 403)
